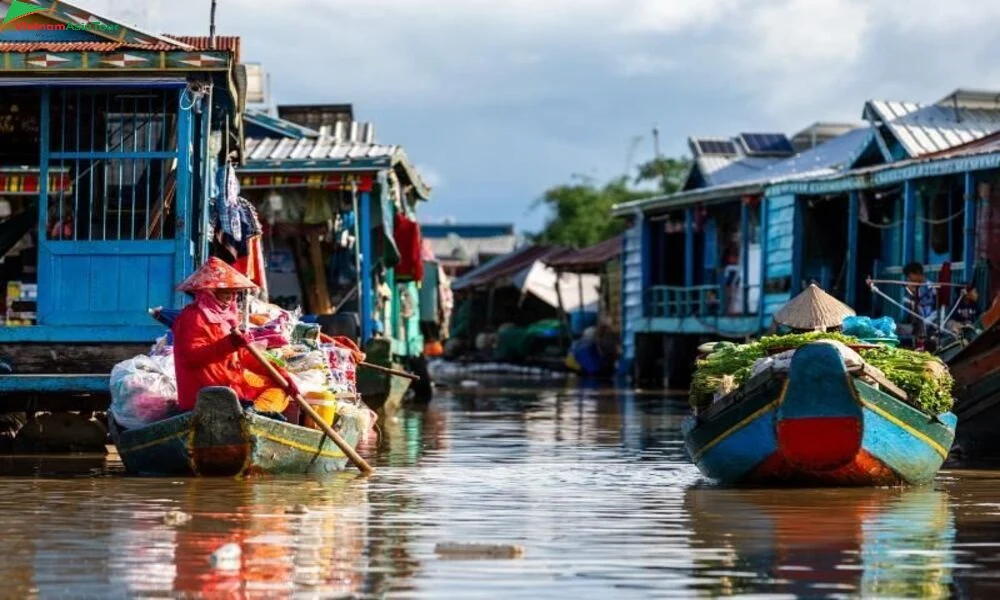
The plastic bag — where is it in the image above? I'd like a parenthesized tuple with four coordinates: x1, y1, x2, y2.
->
(109, 355, 179, 429)
(843, 315, 898, 341)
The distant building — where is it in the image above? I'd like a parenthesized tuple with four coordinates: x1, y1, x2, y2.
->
(421, 222, 520, 276)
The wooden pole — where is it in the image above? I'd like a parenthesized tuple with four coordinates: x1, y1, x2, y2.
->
(308, 232, 333, 314)
(243, 342, 374, 476)
(358, 361, 420, 380)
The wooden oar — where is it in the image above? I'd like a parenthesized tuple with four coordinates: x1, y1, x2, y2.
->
(358, 361, 421, 381)
(243, 342, 375, 476)
(314, 333, 420, 381)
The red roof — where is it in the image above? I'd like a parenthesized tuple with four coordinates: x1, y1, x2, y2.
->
(0, 41, 177, 52)
(0, 35, 240, 59)
(165, 35, 241, 62)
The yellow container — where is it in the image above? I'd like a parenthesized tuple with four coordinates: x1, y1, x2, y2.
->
(303, 391, 337, 431)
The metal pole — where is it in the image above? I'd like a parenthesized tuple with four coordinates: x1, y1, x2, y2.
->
(209, 0, 218, 49)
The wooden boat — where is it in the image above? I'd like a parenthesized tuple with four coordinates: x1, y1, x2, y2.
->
(943, 305, 1000, 460)
(682, 341, 957, 486)
(109, 387, 366, 477)
(357, 339, 411, 413)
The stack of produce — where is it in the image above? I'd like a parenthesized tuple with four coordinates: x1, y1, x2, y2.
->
(690, 332, 954, 415)
(110, 300, 375, 434)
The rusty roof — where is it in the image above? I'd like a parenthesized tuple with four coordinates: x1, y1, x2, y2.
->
(545, 236, 622, 273)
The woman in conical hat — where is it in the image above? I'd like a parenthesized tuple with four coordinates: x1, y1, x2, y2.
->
(172, 257, 298, 412)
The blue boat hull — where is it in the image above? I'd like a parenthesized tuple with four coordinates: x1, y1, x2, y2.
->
(683, 342, 957, 486)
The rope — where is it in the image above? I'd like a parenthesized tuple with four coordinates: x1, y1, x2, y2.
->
(866, 278, 969, 289)
(867, 282, 959, 341)
(860, 217, 901, 230)
(919, 206, 964, 225)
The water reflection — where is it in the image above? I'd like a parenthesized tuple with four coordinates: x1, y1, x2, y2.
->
(685, 487, 956, 597)
(0, 386, 998, 597)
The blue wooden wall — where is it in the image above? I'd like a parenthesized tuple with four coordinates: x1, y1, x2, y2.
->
(763, 193, 796, 316)
(620, 220, 644, 368)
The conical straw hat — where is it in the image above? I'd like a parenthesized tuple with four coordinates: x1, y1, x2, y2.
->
(177, 257, 258, 293)
(773, 283, 855, 331)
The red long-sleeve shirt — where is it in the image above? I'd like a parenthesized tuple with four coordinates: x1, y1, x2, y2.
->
(171, 305, 269, 411)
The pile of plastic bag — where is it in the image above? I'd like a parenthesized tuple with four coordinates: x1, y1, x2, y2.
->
(109, 354, 179, 429)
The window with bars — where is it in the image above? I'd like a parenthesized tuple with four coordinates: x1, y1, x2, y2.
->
(46, 89, 179, 242)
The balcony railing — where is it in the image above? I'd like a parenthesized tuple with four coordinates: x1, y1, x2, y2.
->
(644, 284, 761, 319)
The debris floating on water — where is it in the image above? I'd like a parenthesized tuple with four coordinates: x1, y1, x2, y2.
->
(162, 510, 191, 526)
(434, 542, 525, 559)
(209, 543, 242, 570)
(287, 503, 310, 515)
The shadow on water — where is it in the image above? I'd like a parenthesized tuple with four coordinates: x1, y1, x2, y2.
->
(0, 383, 998, 597)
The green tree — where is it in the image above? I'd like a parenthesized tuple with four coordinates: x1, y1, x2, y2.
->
(532, 156, 691, 247)
(635, 156, 692, 194)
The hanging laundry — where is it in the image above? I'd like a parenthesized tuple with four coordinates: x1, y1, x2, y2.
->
(393, 212, 424, 282)
(215, 164, 243, 243)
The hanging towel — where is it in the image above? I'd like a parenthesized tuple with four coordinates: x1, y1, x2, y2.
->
(393, 212, 423, 282)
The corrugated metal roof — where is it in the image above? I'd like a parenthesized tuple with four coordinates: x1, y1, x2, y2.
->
(243, 136, 400, 163)
(705, 156, 783, 187)
(545, 236, 622, 273)
(867, 99, 1000, 157)
(245, 109, 320, 139)
(452, 245, 565, 291)
(612, 126, 872, 216)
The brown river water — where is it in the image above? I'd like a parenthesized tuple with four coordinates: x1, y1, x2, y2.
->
(0, 384, 999, 598)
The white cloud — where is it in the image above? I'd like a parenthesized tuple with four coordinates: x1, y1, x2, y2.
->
(620, 0, 745, 33)
(618, 54, 678, 77)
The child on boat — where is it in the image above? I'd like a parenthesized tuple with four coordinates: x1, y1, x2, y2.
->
(902, 262, 937, 350)
(172, 258, 299, 416)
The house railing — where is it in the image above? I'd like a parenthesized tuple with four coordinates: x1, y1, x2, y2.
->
(644, 284, 762, 319)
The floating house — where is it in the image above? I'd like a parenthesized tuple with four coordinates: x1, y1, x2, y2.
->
(421, 222, 519, 277)
(0, 0, 243, 408)
(613, 89, 1000, 385)
(238, 102, 434, 365)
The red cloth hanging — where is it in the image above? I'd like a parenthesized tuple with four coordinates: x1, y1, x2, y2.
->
(393, 212, 424, 281)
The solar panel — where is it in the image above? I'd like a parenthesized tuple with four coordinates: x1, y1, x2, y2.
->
(739, 133, 796, 156)
(692, 138, 738, 157)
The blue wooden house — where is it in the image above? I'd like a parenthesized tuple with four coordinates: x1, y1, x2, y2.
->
(768, 90, 1000, 320)
(239, 104, 433, 361)
(613, 89, 1000, 385)
(0, 0, 244, 408)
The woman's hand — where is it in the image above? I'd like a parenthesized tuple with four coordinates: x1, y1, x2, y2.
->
(228, 330, 252, 349)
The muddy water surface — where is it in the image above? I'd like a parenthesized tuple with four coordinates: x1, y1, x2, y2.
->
(0, 385, 998, 598)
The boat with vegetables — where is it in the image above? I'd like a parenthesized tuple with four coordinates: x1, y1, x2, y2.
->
(683, 285, 957, 487)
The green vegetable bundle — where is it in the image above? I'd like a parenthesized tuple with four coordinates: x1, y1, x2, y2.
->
(690, 332, 954, 415)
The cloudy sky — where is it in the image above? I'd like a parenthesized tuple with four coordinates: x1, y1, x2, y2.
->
(80, 0, 1000, 232)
